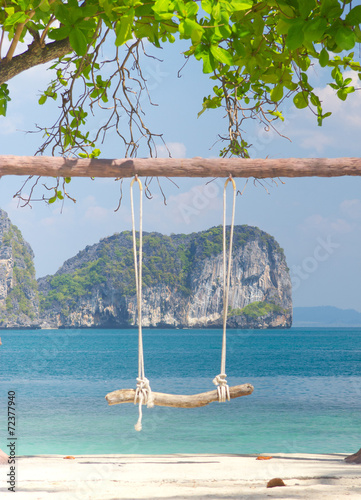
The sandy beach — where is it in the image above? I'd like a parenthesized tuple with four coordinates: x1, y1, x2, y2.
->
(1, 453, 360, 499)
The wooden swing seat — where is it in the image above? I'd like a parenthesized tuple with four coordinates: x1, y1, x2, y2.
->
(105, 383, 254, 408)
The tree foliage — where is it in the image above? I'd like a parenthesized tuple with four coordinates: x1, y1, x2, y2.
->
(0, 0, 361, 162)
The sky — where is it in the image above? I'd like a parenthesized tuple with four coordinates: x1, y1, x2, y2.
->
(1, 35, 361, 312)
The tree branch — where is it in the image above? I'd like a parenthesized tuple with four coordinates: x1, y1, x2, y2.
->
(4, 0, 58, 62)
(6, 16, 34, 62)
(1, 156, 361, 178)
(0, 38, 72, 85)
(105, 384, 254, 408)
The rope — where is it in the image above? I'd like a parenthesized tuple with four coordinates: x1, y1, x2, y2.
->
(213, 175, 236, 403)
(130, 175, 154, 432)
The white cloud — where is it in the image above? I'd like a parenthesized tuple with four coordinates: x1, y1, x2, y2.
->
(300, 210, 355, 237)
(329, 217, 354, 234)
(340, 199, 361, 220)
(299, 131, 334, 153)
(0, 113, 23, 135)
(278, 67, 361, 156)
(82, 195, 97, 207)
(156, 142, 187, 158)
(84, 205, 110, 221)
(167, 180, 223, 226)
(40, 216, 57, 227)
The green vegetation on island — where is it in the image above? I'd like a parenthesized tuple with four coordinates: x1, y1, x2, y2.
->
(39, 225, 286, 316)
(0, 215, 39, 326)
(228, 301, 285, 319)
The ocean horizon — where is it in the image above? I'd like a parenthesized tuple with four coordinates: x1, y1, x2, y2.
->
(0, 327, 360, 456)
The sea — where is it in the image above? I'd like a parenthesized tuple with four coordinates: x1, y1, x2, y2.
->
(0, 327, 360, 456)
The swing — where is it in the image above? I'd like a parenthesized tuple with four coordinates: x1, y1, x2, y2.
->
(105, 175, 254, 430)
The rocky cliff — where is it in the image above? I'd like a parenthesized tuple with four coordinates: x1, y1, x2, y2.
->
(0, 209, 39, 328)
(38, 226, 292, 329)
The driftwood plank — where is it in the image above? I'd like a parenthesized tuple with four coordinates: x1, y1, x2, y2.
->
(105, 383, 254, 408)
(1, 155, 361, 178)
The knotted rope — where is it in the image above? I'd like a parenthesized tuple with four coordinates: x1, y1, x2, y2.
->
(213, 175, 236, 403)
(130, 175, 154, 431)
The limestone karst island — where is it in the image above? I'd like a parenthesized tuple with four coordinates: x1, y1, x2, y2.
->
(0, 209, 292, 329)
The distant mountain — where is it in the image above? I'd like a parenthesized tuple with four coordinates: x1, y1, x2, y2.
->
(38, 225, 292, 329)
(0, 209, 39, 328)
(293, 306, 361, 327)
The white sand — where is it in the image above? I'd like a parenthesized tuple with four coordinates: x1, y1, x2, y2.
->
(1, 453, 361, 499)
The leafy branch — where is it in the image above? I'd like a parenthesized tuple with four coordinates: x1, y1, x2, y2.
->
(1, 0, 361, 202)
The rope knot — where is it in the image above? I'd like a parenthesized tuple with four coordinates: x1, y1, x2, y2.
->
(213, 373, 230, 403)
(134, 377, 154, 431)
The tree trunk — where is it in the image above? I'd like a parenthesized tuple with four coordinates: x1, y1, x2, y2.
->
(345, 448, 361, 464)
(105, 383, 254, 408)
(0, 39, 72, 85)
(1, 156, 361, 179)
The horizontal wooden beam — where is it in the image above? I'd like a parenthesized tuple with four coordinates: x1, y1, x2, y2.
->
(1, 155, 361, 178)
(105, 383, 254, 408)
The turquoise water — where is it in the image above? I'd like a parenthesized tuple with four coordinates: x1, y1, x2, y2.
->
(0, 328, 360, 455)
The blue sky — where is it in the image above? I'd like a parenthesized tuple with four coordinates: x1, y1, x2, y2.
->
(1, 37, 361, 312)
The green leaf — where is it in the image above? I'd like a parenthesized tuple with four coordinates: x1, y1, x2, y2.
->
(286, 23, 305, 50)
(185, 1, 198, 17)
(231, 0, 253, 10)
(310, 92, 320, 107)
(48, 196, 56, 204)
(39, 0, 51, 12)
(38, 95, 47, 105)
(268, 109, 285, 121)
(331, 66, 343, 86)
(212, 2, 221, 21)
(90, 148, 101, 158)
(115, 13, 134, 46)
(335, 26, 356, 51)
(345, 6, 361, 26)
(320, 0, 342, 19)
(355, 25, 361, 42)
(152, 0, 175, 18)
(284, 80, 298, 91)
(303, 17, 327, 42)
(4, 11, 28, 26)
(64, 177, 71, 184)
(152, 0, 170, 14)
(270, 84, 284, 102)
(210, 45, 233, 66)
(298, 0, 316, 19)
(200, 51, 216, 73)
(0, 83, 11, 117)
(337, 86, 355, 101)
(69, 28, 88, 56)
(319, 47, 329, 67)
(4, 7, 14, 16)
(262, 68, 280, 84)
(293, 92, 308, 109)
(201, 0, 212, 14)
(276, 18, 291, 35)
(295, 53, 311, 71)
(49, 26, 71, 41)
(182, 19, 204, 43)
